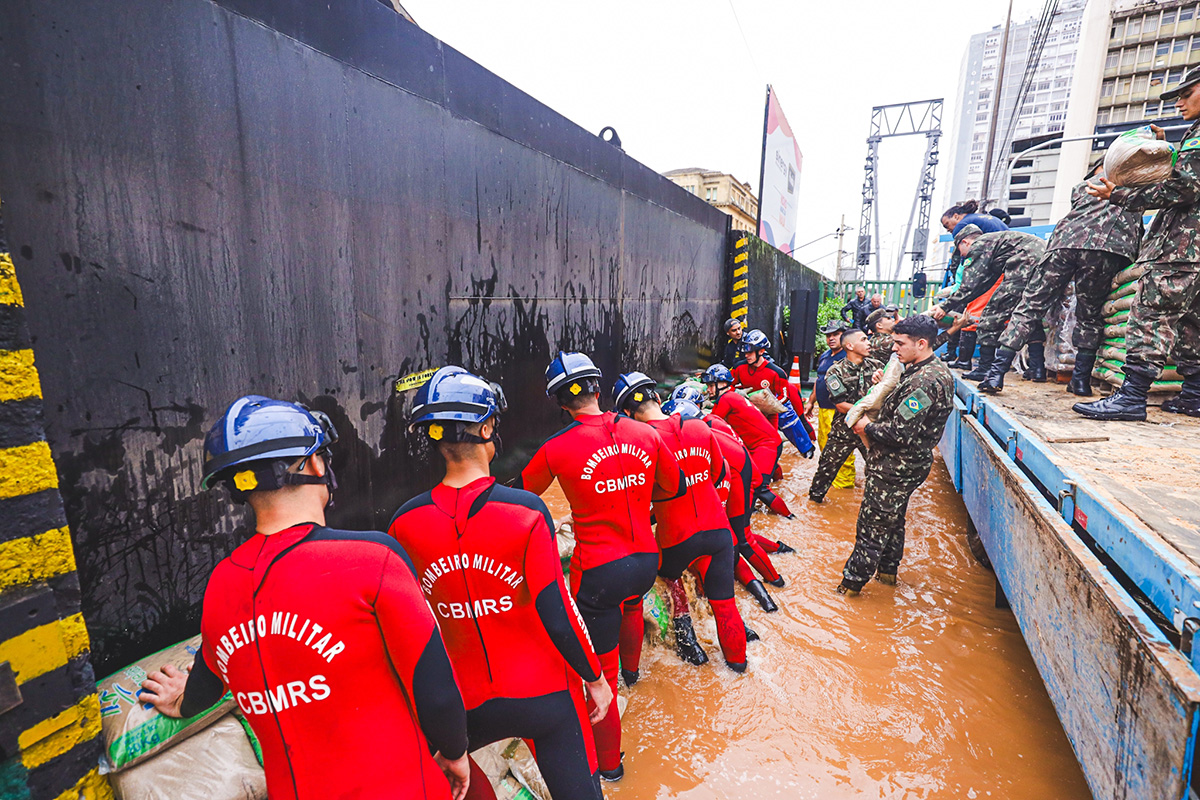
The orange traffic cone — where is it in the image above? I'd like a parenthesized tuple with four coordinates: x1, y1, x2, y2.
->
(789, 356, 802, 386)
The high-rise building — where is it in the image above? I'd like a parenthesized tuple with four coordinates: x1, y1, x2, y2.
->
(662, 168, 759, 233)
(945, 0, 1087, 217)
(1097, 1, 1199, 127)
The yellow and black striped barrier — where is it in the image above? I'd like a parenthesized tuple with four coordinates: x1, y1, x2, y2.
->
(729, 235, 749, 322)
(0, 249, 111, 799)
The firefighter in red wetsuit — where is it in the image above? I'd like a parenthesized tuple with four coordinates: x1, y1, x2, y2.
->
(664, 390, 780, 612)
(733, 329, 815, 458)
(701, 364, 795, 518)
(517, 352, 684, 782)
(390, 367, 610, 800)
(139, 396, 470, 800)
(613, 373, 748, 673)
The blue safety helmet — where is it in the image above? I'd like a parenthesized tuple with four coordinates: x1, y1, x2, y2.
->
(612, 371, 657, 413)
(670, 384, 705, 406)
(201, 395, 338, 491)
(662, 398, 703, 421)
(740, 329, 770, 354)
(410, 366, 506, 444)
(701, 364, 734, 385)
(545, 351, 603, 397)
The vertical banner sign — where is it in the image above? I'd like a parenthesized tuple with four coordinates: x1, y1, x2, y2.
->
(755, 86, 802, 256)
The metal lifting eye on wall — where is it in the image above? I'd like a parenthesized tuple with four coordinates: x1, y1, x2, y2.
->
(599, 126, 622, 149)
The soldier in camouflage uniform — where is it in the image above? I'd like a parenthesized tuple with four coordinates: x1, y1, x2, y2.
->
(839, 316, 955, 595)
(809, 330, 882, 503)
(865, 306, 898, 362)
(1076, 65, 1200, 421)
(932, 230, 1047, 382)
(978, 163, 1143, 395)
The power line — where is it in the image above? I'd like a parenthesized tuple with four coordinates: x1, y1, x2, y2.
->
(725, 0, 763, 79)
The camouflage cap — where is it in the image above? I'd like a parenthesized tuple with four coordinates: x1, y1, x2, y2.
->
(1162, 64, 1200, 101)
(865, 306, 897, 327)
(953, 224, 983, 246)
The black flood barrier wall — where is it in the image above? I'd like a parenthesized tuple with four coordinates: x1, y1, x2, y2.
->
(0, 0, 730, 673)
(742, 235, 822, 360)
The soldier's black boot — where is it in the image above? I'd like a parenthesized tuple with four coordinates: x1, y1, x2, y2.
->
(745, 580, 779, 613)
(1026, 342, 1047, 382)
(1068, 351, 1097, 397)
(951, 331, 976, 371)
(1162, 366, 1200, 416)
(1073, 366, 1152, 421)
(978, 347, 1018, 393)
(673, 615, 709, 665)
(963, 346, 996, 381)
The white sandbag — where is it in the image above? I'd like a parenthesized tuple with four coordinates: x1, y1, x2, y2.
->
(844, 355, 903, 428)
(744, 388, 785, 416)
(109, 715, 266, 800)
(1104, 126, 1176, 187)
(98, 635, 236, 771)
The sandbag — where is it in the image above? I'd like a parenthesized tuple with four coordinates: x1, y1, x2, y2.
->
(1104, 126, 1177, 186)
(844, 355, 902, 428)
(554, 517, 575, 571)
(744, 388, 785, 416)
(1112, 263, 1145, 288)
(1102, 295, 1135, 316)
(99, 636, 236, 771)
(109, 715, 266, 800)
(1093, 365, 1181, 392)
(641, 580, 671, 643)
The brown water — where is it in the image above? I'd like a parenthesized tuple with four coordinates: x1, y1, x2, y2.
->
(542, 451, 1093, 799)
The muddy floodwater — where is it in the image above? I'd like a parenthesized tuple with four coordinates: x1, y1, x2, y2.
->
(541, 449, 1092, 799)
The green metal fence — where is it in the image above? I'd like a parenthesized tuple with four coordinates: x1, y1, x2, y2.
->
(819, 280, 935, 317)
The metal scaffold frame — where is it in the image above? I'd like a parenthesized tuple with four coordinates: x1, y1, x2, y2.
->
(854, 99, 943, 283)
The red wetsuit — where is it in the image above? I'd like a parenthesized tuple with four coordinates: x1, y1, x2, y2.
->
(196, 525, 467, 800)
(644, 415, 729, 549)
(519, 411, 682, 572)
(732, 360, 805, 424)
(518, 411, 683, 771)
(641, 415, 745, 668)
(389, 478, 603, 800)
(710, 389, 781, 479)
(706, 420, 783, 584)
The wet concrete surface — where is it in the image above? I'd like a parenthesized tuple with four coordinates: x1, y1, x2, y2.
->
(544, 446, 1092, 799)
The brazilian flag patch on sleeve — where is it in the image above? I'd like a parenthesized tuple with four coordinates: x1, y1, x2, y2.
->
(826, 374, 845, 396)
(898, 388, 932, 421)
(1180, 137, 1200, 153)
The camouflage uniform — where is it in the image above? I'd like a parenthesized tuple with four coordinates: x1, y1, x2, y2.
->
(940, 231, 1048, 348)
(868, 332, 893, 363)
(842, 355, 955, 590)
(1108, 121, 1200, 378)
(808, 355, 883, 501)
(1000, 181, 1142, 352)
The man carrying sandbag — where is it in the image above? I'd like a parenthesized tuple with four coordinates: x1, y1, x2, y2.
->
(931, 228, 1047, 381)
(977, 159, 1144, 395)
(808, 329, 882, 504)
(140, 396, 471, 800)
(516, 351, 684, 782)
(840, 316, 955, 595)
(391, 368, 610, 800)
(733, 329, 815, 458)
(1076, 65, 1200, 420)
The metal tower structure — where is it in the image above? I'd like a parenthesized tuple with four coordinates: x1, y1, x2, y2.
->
(855, 99, 943, 282)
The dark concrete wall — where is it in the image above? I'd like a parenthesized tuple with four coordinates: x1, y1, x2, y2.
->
(742, 236, 822, 357)
(0, 0, 728, 672)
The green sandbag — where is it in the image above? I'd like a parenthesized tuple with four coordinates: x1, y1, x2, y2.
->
(1111, 263, 1145, 288)
(1102, 295, 1135, 316)
(1104, 324, 1126, 339)
(1095, 365, 1181, 391)
(642, 583, 671, 640)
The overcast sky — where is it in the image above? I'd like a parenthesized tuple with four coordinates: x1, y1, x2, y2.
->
(406, 0, 1048, 277)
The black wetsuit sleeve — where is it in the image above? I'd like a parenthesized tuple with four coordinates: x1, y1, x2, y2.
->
(179, 649, 226, 718)
(525, 511, 603, 681)
(411, 635, 469, 760)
